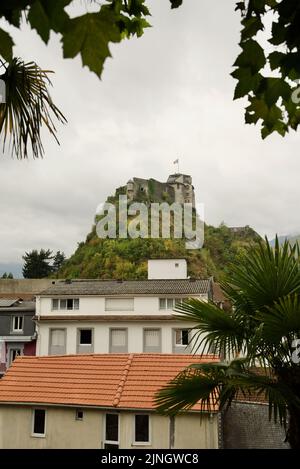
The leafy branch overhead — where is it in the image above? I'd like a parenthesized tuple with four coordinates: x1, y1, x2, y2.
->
(1, 0, 300, 158)
(233, 0, 300, 138)
(0, 0, 158, 158)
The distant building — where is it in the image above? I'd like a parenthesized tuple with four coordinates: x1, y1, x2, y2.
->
(0, 353, 219, 449)
(0, 298, 36, 375)
(126, 174, 195, 207)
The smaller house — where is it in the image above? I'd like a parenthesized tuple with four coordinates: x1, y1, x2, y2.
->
(0, 354, 219, 449)
(0, 298, 36, 376)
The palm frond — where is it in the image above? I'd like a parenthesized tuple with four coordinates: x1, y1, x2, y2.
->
(261, 294, 300, 345)
(222, 237, 300, 314)
(0, 58, 66, 159)
(155, 359, 300, 425)
(174, 298, 245, 357)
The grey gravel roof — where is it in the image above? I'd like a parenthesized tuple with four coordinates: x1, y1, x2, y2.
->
(39, 278, 212, 297)
(0, 298, 19, 307)
(0, 299, 35, 312)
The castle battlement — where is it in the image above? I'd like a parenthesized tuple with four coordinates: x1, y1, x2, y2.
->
(126, 174, 195, 207)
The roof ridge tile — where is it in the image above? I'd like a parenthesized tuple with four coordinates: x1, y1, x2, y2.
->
(113, 354, 134, 407)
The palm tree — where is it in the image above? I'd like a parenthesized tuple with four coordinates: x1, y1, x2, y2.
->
(0, 58, 66, 159)
(155, 238, 300, 448)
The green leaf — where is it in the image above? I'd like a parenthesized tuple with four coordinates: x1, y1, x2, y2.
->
(28, 0, 71, 43)
(28, 0, 51, 43)
(245, 97, 270, 124)
(268, 51, 285, 71)
(170, 0, 183, 8)
(263, 77, 291, 107)
(269, 21, 287, 46)
(119, 16, 151, 38)
(62, 10, 122, 77)
(232, 67, 262, 99)
(233, 39, 266, 74)
(0, 28, 14, 62)
(241, 16, 264, 40)
(126, 0, 151, 17)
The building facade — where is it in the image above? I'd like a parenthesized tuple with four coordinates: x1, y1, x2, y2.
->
(0, 298, 36, 375)
(34, 260, 213, 357)
(0, 354, 219, 449)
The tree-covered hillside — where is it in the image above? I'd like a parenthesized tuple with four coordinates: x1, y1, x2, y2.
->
(58, 201, 261, 281)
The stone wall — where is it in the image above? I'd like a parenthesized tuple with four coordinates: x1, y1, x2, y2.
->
(0, 279, 57, 296)
(222, 401, 289, 449)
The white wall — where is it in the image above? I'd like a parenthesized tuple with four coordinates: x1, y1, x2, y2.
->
(0, 405, 219, 449)
(36, 320, 208, 356)
(147, 259, 187, 279)
(37, 293, 208, 317)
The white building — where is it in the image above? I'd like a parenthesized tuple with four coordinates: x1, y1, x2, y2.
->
(35, 260, 213, 357)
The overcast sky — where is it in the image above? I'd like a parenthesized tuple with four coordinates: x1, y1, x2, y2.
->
(1, 0, 300, 275)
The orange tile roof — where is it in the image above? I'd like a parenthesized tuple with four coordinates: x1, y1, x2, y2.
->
(0, 354, 219, 412)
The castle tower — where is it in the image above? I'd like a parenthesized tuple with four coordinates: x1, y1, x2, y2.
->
(166, 174, 195, 207)
(126, 179, 135, 201)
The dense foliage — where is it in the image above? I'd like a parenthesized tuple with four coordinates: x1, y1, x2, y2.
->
(22, 249, 66, 278)
(233, 0, 300, 138)
(58, 219, 260, 280)
(1, 272, 14, 279)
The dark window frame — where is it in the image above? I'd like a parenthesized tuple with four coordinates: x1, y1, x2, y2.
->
(32, 408, 46, 437)
(105, 413, 119, 445)
(134, 414, 150, 443)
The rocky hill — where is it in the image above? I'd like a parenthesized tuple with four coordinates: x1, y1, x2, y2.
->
(58, 178, 261, 280)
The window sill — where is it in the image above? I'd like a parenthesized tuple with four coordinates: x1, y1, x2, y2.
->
(31, 434, 46, 438)
(132, 442, 151, 446)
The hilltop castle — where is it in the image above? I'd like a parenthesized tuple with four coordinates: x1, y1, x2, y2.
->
(126, 173, 195, 207)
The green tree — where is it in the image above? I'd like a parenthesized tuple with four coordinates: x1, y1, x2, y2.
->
(1, 272, 7, 278)
(1, 0, 300, 159)
(156, 238, 300, 449)
(52, 250, 66, 273)
(22, 249, 53, 278)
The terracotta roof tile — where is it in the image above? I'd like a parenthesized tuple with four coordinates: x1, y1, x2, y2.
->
(0, 354, 219, 412)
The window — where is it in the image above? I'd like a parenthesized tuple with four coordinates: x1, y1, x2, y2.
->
(51, 298, 79, 310)
(79, 329, 92, 345)
(105, 298, 134, 311)
(109, 329, 127, 353)
(175, 329, 189, 346)
(134, 415, 150, 443)
(77, 329, 93, 354)
(12, 315, 23, 332)
(9, 348, 22, 365)
(143, 329, 161, 353)
(159, 298, 183, 310)
(75, 409, 83, 421)
(49, 329, 66, 355)
(32, 409, 46, 437)
(173, 329, 191, 354)
(104, 414, 119, 449)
